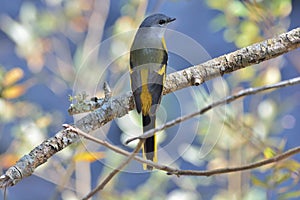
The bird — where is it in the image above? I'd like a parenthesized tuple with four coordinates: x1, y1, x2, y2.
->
(129, 13, 176, 170)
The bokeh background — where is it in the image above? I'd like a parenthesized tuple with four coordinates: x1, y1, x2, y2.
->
(0, 0, 300, 199)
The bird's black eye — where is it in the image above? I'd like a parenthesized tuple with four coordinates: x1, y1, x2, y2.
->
(158, 19, 166, 25)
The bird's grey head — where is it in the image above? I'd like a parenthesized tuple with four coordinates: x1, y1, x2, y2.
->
(139, 13, 176, 28)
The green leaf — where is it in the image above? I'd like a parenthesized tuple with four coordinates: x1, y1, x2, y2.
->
(279, 190, 300, 200)
(210, 14, 227, 32)
(251, 175, 268, 188)
(274, 172, 290, 185)
(228, 1, 249, 17)
(277, 160, 300, 172)
(264, 147, 276, 159)
(206, 0, 229, 10)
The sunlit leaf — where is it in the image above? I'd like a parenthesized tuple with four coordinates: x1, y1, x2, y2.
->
(37, 13, 58, 34)
(277, 160, 300, 172)
(244, 188, 266, 200)
(210, 14, 227, 32)
(68, 95, 74, 102)
(234, 67, 255, 81)
(20, 2, 37, 24)
(274, 0, 292, 17)
(73, 151, 105, 162)
(0, 99, 15, 121)
(36, 115, 52, 128)
(206, 0, 229, 10)
(2, 67, 24, 86)
(241, 21, 260, 36)
(2, 84, 26, 99)
(0, 154, 19, 168)
(0, 16, 32, 46)
(236, 21, 260, 47)
(228, 1, 248, 17)
(224, 28, 237, 43)
(274, 172, 290, 185)
(258, 100, 276, 120)
(251, 175, 268, 188)
(114, 16, 135, 33)
(236, 34, 251, 48)
(264, 147, 276, 159)
(263, 67, 282, 85)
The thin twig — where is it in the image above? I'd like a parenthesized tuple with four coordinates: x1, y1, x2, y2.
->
(126, 76, 300, 144)
(82, 140, 144, 200)
(62, 125, 300, 197)
(168, 146, 300, 176)
(63, 124, 300, 178)
(62, 124, 174, 171)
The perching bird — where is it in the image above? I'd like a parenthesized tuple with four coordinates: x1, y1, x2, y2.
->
(129, 14, 175, 170)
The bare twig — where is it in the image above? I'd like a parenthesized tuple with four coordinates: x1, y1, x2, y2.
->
(75, 125, 300, 177)
(59, 125, 300, 198)
(167, 146, 300, 176)
(71, 123, 300, 177)
(61, 124, 174, 171)
(82, 140, 144, 200)
(103, 82, 112, 101)
(126, 76, 300, 144)
(63, 124, 300, 175)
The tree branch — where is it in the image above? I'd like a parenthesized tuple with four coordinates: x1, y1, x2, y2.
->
(166, 146, 300, 176)
(68, 124, 300, 199)
(61, 124, 176, 173)
(62, 125, 300, 197)
(63, 123, 144, 200)
(68, 27, 300, 115)
(82, 140, 143, 200)
(126, 76, 300, 144)
(0, 27, 299, 188)
(65, 125, 300, 178)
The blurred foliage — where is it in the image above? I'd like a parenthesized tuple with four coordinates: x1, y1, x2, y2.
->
(72, 151, 105, 162)
(205, 0, 299, 199)
(0, 66, 57, 168)
(207, 0, 291, 47)
(0, 0, 299, 200)
(0, 67, 27, 99)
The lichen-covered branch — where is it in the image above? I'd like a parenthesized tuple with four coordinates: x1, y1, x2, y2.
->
(0, 129, 79, 187)
(163, 27, 300, 94)
(0, 27, 299, 188)
(68, 27, 300, 115)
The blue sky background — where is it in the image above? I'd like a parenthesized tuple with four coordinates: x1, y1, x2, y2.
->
(0, 0, 300, 199)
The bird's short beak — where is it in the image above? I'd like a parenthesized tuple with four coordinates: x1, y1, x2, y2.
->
(167, 17, 176, 23)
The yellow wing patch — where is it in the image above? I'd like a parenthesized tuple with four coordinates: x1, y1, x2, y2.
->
(157, 64, 166, 75)
(140, 69, 152, 115)
(161, 37, 167, 52)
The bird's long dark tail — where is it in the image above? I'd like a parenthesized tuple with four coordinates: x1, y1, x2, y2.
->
(142, 114, 157, 170)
